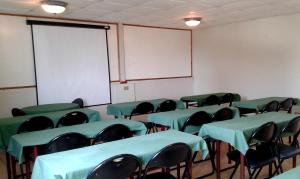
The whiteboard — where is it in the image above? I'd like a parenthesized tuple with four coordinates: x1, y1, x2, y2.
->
(124, 26, 191, 80)
(32, 23, 111, 106)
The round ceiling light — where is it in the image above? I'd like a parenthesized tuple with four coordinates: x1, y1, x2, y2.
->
(41, 0, 68, 14)
(184, 17, 202, 27)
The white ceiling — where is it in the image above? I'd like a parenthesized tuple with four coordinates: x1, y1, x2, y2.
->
(1, 0, 300, 29)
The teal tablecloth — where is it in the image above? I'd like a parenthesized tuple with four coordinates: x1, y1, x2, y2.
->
(31, 130, 208, 179)
(107, 98, 185, 118)
(22, 103, 80, 115)
(233, 97, 300, 112)
(180, 92, 241, 106)
(8, 119, 147, 163)
(0, 108, 101, 150)
(148, 105, 239, 134)
(272, 166, 300, 179)
(199, 112, 299, 155)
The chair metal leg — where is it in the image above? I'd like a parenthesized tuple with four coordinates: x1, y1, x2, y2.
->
(268, 163, 272, 177)
(229, 163, 239, 179)
(253, 168, 262, 179)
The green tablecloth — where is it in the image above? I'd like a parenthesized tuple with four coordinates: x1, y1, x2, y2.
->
(199, 112, 299, 155)
(22, 103, 80, 115)
(8, 119, 147, 163)
(180, 92, 241, 106)
(31, 130, 208, 179)
(0, 108, 101, 150)
(233, 97, 300, 112)
(272, 166, 300, 179)
(107, 98, 185, 118)
(148, 105, 239, 134)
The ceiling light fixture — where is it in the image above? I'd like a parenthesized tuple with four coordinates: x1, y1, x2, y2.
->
(41, 0, 68, 14)
(184, 17, 202, 27)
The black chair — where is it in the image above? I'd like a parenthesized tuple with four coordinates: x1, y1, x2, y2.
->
(17, 116, 54, 134)
(202, 95, 220, 106)
(181, 111, 212, 134)
(87, 154, 141, 179)
(278, 98, 294, 113)
(261, 101, 279, 113)
(56, 111, 88, 127)
(16, 116, 54, 178)
(227, 122, 278, 179)
(129, 102, 155, 134)
(213, 108, 234, 121)
(156, 100, 177, 112)
(11, 108, 26, 117)
(44, 132, 90, 154)
(181, 111, 216, 177)
(222, 93, 234, 106)
(273, 116, 300, 174)
(93, 124, 132, 144)
(142, 143, 192, 179)
(72, 98, 84, 108)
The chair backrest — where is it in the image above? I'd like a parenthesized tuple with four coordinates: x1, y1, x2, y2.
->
(11, 108, 26, 117)
(72, 98, 84, 108)
(45, 132, 90, 154)
(203, 95, 220, 106)
(129, 102, 154, 119)
(56, 111, 88, 127)
(279, 98, 294, 113)
(87, 154, 141, 179)
(181, 111, 212, 133)
(143, 143, 192, 178)
(156, 100, 177, 112)
(93, 124, 132, 144)
(222, 93, 234, 106)
(262, 100, 279, 113)
(248, 122, 277, 144)
(213, 108, 234, 121)
(278, 116, 300, 145)
(17, 116, 54, 134)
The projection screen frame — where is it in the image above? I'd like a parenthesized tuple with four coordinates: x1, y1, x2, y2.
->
(27, 20, 112, 107)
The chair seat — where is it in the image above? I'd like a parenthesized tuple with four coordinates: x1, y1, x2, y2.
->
(144, 172, 176, 179)
(277, 144, 300, 160)
(227, 148, 276, 169)
(141, 122, 155, 129)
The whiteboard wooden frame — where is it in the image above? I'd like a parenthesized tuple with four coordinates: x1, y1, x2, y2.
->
(123, 24, 192, 81)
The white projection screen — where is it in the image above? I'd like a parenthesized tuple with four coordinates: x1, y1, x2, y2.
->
(30, 21, 111, 106)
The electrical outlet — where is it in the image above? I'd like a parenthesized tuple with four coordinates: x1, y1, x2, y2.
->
(124, 86, 129, 90)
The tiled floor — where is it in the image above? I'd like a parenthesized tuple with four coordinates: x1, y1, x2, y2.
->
(0, 141, 299, 179)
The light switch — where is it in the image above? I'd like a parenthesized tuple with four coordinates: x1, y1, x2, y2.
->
(124, 86, 129, 90)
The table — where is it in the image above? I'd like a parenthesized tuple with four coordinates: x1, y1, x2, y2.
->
(272, 166, 300, 179)
(148, 105, 239, 134)
(0, 108, 101, 149)
(22, 103, 80, 115)
(31, 130, 208, 179)
(8, 119, 147, 163)
(199, 112, 300, 179)
(107, 98, 185, 118)
(233, 97, 300, 113)
(180, 93, 241, 107)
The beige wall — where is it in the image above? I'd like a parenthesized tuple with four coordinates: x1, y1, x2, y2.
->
(193, 13, 300, 100)
(0, 15, 193, 118)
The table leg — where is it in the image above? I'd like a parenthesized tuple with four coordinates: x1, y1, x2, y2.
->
(6, 152, 12, 179)
(33, 146, 38, 159)
(188, 161, 193, 179)
(216, 141, 221, 179)
(185, 102, 189, 109)
(240, 154, 245, 179)
(11, 156, 16, 179)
